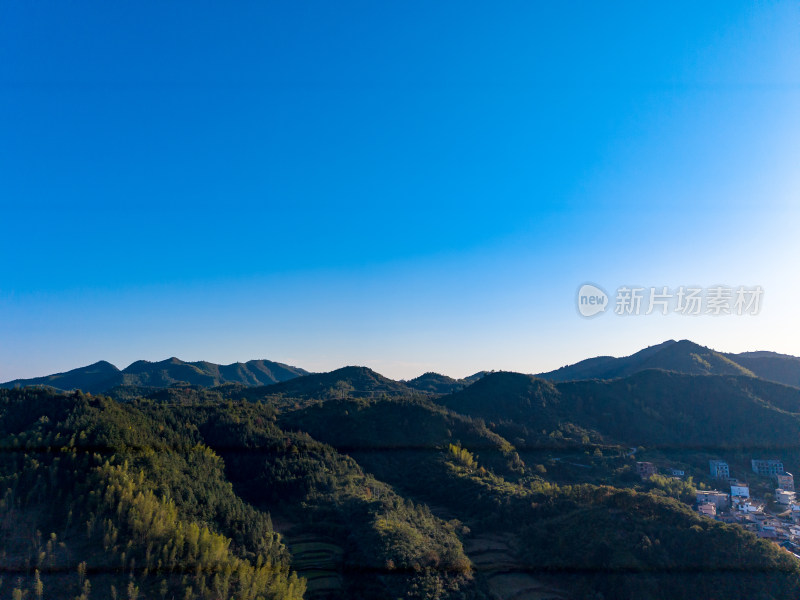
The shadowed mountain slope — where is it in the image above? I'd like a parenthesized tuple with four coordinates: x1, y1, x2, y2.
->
(247, 366, 413, 400)
(0, 360, 121, 393)
(724, 350, 800, 388)
(405, 372, 464, 394)
(437, 369, 800, 450)
(405, 371, 491, 394)
(537, 339, 754, 382)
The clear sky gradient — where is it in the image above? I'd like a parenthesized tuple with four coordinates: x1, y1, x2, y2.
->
(2, 1, 799, 380)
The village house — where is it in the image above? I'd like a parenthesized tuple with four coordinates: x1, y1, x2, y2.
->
(734, 499, 761, 513)
(636, 461, 657, 479)
(698, 502, 716, 518)
(752, 459, 784, 476)
(730, 481, 749, 498)
(710, 460, 730, 479)
(697, 490, 729, 510)
(791, 506, 800, 523)
(776, 472, 795, 492)
(758, 522, 778, 539)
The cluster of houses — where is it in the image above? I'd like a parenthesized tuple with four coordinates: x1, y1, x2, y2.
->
(693, 459, 800, 553)
(635, 458, 800, 540)
(633, 457, 800, 553)
(701, 459, 796, 509)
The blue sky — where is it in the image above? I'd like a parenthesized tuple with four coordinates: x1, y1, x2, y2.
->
(2, 1, 799, 380)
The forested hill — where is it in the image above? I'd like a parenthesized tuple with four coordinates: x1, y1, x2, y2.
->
(0, 388, 472, 600)
(241, 366, 414, 400)
(0, 357, 308, 393)
(0, 360, 120, 393)
(536, 339, 755, 382)
(0, 388, 307, 600)
(4, 369, 800, 600)
(405, 372, 463, 394)
(536, 339, 800, 387)
(724, 350, 800, 388)
(437, 368, 800, 451)
(404, 372, 489, 394)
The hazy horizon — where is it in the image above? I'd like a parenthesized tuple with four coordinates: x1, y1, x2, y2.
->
(3, 337, 798, 384)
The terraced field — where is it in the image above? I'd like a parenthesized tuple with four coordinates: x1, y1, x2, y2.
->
(287, 535, 344, 599)
(465, 533, 566, 600)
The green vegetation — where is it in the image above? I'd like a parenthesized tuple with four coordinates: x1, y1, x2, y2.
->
(3, 346, 800, 599)
(537, 339, 756, 382)
(438, 368, 800, 452)
(405, 372, 488, 395)
(0, 388, 475, 600)
(520, 487, 800, 600)
(0, 388, 304, 600)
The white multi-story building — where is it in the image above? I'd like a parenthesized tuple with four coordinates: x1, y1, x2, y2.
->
(730, 481, 749, 498)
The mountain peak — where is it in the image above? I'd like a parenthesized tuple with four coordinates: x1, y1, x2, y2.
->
(537, 339, 753, 382)
(86, 360, 120, 372)
(2, 357, 308, 394)
(248, 365, 411, 400)
(406, 372, 461, 394)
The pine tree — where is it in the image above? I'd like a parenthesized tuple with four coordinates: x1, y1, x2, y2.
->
(33, 569, 44, 600)
(79, 578, 91, 600)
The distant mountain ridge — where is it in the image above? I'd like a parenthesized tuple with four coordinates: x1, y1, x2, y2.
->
(245, 365, 413, 400)
(4, 339, 799, 397)
(535, 339, 800, 385)
(0, 360, 122, 394)
(405, 371, 489, 394)
(0, 357, 308, 393)
(723, 350, 800, 388)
